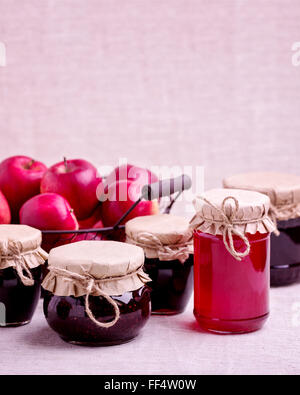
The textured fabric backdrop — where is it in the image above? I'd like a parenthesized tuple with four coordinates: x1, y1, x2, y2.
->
(0, 0, 300, 192)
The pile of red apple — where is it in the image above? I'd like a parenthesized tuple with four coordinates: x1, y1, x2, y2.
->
(0, 156, 159, 251)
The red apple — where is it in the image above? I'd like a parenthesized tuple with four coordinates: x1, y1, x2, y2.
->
(105, 164, 159, 187)
(100, 180, 159, 227)
(20, 193, 79, 253)
(20, 193, 79, 231)
(0, 156, 47, 222)
(0, 190, 11, 224)
(41, 158, 102, 220)
(78, 205, 102, 229)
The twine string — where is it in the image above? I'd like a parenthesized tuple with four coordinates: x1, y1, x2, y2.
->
(127, 232, 193, 264)
(1, 242, 34, 286)
(193, 196, 252, 261)
(48, 266, 122, 328)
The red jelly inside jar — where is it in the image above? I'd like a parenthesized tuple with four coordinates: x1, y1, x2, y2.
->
(193, 230, 270, 334)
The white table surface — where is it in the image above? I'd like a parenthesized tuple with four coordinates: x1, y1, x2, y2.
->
(1, 284, 300, 375)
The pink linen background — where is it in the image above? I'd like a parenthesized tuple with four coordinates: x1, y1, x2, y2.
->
(0, 0, 300, 191)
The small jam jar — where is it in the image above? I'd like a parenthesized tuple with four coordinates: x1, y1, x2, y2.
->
(0, 225, 48, 327)
(191, 189, 275, 334)
(42, 240, 151, 346)
(126, 214, 194, 315)
(224, 172, 300, 286)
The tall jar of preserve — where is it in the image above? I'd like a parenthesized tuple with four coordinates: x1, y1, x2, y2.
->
(190, 189, 275, 334)
(126, 214, 194, 315)
(0, 225, 48, 327)
(42, 240, 151, 346)
(223, 173, 300, 286)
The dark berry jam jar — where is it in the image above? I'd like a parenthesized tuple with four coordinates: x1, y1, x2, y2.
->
(224, 172, 300, 286)
(0, 266, 42, 327)
(143, 255, 193, 315)
(42, 240, 151, 346)
(43, 286, 151, 346)
(270, 218, 300, 286)
(0, 225, 48, 327)
(191, 189, 275, 334)
(126, 214, 194, 315)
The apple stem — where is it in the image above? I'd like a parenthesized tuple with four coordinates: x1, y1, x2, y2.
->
(64, 157, 68, 172)
(25, 159, 35, 169)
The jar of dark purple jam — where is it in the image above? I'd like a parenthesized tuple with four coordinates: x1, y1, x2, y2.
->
(0, 266, 42, 327)
(223, 172, 300, 286)
(43, 286, 151, 346)
(42, 240, 151, 346)
(270, 218, 300, 286)
(0, 225, 47, 327)
(126, 214, 194, 315)
(144, 255, 193, 315)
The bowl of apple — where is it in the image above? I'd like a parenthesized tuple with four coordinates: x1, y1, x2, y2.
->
(0, 156, 191, 252)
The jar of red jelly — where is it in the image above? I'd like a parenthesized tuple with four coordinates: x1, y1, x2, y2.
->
(223, 172, 300, 286)
(42, 240, 151, 346)
(125, 214, 193, 315)
(190, 189, 275, 334)
(0, 225, 48, 327)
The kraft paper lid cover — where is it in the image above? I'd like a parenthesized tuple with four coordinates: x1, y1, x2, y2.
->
(0, 225, 48, 286)
(223, 172, 300, 221)
(125, 214, 193, 263)
(190, 188, 275, 236)
(0, 224, 48, 270)
(42, 240, 150, 297)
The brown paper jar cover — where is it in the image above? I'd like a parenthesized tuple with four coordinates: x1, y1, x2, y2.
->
(223, 172, 300, 221)
(190, 188, 275, 236)
(42, 240, 150, 297)
(0, 225, 48, 272)
(125, 214, 193, 264)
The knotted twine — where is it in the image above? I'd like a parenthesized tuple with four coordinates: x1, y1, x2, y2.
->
(0, 242, 38, 286)
(126, 233, 193, 264)
(46, 265, 150, 328)
(190, 196, 270, 261)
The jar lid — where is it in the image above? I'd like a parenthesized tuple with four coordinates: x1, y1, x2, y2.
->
(42, 240, 150, 297)
(0, 225, 48, 286)
(42, 240, 150, 329)
(190, 189, 275, 261)
(223, 172, 300, 221)
(125, 214, 193, 263)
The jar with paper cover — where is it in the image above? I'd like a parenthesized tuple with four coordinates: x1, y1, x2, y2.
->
(223, 172, 300, 286)
(126, 214, 194, 315)
(190, 189, 275, 334)
(0, 225, 48, 327)
(42, 240, 151, 346)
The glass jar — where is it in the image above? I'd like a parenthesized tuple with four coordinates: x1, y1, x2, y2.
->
(125, 214, 194, 315)
(42, 240, 151, 346)
(43, 286, 151, 346)
(191, 189, 275, 334)
(144, 255, 193, 315)
(270, 218, 300, 286)
(223, 172, 300, 286)
(0, 266, 42, 327)
(194, 231, 270, 334)
(0, 225, 48, 327)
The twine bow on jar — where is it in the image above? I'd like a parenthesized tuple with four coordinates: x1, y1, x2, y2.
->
(1, 242, 35, 286)
(126, 232, 193, 264)
(47, 266, 122, 329)
(191, 196, 256, 261)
